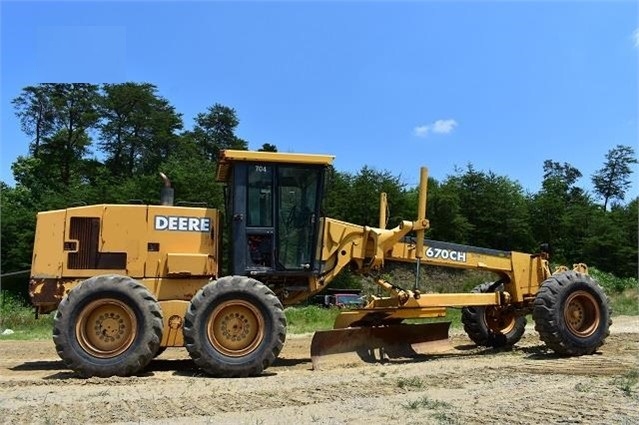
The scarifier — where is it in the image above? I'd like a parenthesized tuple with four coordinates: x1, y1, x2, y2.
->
(28, 150, 612, 377)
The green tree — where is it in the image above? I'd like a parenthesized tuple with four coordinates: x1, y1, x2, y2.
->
(99, 83, 183, 177)
(11, 84, 103, 200)
(421, 179, 472, 243)
(446, 165, 534, 251)
(42, 129, 94, 185)
(258, 143, 278, 152)
(157, 133, 224, 208)
(591, 145, 638, 210)
(582, 199, 638, 278)
(11, 156, 48, 196)
(322, 167, 353, 220)
(11, 85, 56, 157)
(615, 198, 639, 277)
(322, 166, 411, 228)
(348, 166, 409, 228)
(542, 160, 582, 188)
(0, 183, 38, 274)
(190, 104, 247, 160)
(43, 83, 100, 186)
(529, 160, 592, 263)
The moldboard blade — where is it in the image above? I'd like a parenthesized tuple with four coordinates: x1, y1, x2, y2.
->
(310, 322, 451, 370)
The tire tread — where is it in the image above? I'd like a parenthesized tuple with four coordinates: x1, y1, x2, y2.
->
(183, 276, 286, 378)
(461, 282, 526, 348)
(532, 271, 611, 356)
(53, 275, 163, 378)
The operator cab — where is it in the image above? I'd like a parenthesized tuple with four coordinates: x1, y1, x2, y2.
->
(216, 150, 334, 278)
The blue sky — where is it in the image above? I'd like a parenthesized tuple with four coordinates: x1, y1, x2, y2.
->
(1, 1, 638, 201)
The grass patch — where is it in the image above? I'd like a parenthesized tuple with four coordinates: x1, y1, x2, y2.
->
(0, 291, 54, 340)
(284, 305, 340, 334)
(403, 396, 451, 410)
(609, 288, 639, 316)
(433, 411, 460, 425)
(612, 370, 639, 396)
(397, 376, 424, 389)
(589, 268, 638, 316)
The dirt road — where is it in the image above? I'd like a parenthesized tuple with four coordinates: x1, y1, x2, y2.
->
(1, 317, 637, 425)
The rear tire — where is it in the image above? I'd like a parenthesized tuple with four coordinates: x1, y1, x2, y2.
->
(53, 275, 163, 378)
(533, 271, 611, 356)
(462, 282, 526, 348)
(183, 276, 287, 377)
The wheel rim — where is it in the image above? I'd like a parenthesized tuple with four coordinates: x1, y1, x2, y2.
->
(207, 300, 265, 357)
(485, 307, 516, 334)
(76, 299, 137, 358)
(564, 290, 600, 337)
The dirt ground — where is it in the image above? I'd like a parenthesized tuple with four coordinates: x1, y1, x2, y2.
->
(1, 316, 637, 425)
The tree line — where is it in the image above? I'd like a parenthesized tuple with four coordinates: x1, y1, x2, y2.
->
(2, 83, 637, 283)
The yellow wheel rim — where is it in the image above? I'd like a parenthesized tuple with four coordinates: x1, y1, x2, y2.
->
(564, 291, 600, 337)
(207, 300, 265, 357)
(76, 299, 137, 358)
(485, 307, 516, 334)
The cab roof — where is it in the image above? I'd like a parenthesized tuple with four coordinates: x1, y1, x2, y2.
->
(215, 149, 335, 182)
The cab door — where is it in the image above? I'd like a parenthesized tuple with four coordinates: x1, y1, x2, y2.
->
(231, 162, 324, 275)
(232, 163, 276, 274)
(276, 166, 321, 271)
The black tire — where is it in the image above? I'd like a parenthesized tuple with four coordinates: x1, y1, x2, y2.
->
(53, 275, 163, 378)
(154, 347, 167, 358)
(183, 276, 287, 377)
(533, 271, 611, 356)
(461, 282, 527, 348)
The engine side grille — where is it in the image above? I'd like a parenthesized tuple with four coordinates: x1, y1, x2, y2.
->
(67, 217, 127, 270)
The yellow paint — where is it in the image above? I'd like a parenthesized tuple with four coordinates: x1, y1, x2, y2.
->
(31, 209, 67, 278)
(158, 300, 190, 347)
(216, 149, 334, 182)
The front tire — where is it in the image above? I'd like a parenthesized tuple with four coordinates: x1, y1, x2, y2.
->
(53, 275, 163, 378)
(183, 276, 287, 377)
(462, 282, 527, 348)
(533, 271, 611, 356)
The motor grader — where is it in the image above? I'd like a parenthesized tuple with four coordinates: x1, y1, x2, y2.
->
(28, 150, 611, 378)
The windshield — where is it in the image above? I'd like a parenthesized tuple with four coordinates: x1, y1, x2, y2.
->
(335, 295, 363, 305)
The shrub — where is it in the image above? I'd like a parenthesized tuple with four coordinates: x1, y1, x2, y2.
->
(0, 291, 54, 339)
(590, 268, 638, 293)
(284, 306, 340, 334)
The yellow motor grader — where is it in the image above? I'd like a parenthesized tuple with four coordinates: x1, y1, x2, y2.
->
(28, 150, 611, 377)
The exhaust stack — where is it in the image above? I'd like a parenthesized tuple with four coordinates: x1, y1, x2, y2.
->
(159, 172, 174, 206)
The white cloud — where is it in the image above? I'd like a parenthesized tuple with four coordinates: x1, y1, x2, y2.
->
(432, 119, 458, 134)
(413, 119, 458, 138)
(634, 28, 639, 48)
(413, 125, 430, 137)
